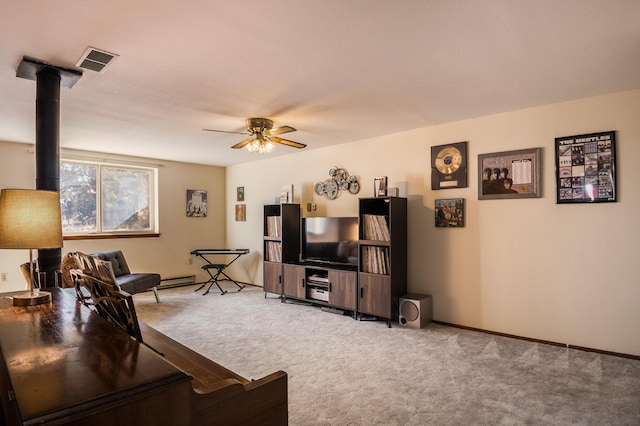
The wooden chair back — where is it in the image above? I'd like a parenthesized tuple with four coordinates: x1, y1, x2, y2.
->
(69, 252, 143, 342)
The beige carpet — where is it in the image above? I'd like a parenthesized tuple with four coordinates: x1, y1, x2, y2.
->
(134, 284, 640, 425)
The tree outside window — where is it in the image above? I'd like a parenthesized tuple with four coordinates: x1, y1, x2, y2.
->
(60, 160, 157, 235)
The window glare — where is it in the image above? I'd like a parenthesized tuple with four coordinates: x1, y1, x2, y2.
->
(60, 162, 98, 233)
(102, 167, 152, 231)
(60, 160, 157, 235)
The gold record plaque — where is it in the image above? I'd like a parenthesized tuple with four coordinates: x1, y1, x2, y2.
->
(431, 142, 468, 189)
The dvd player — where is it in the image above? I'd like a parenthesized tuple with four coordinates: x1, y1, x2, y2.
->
(308, 287, 329, 302)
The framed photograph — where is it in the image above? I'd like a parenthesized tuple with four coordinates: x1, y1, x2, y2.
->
(186, 189, 207, 217)
(555, 130, 616, 203)
(478, 148, 542, 200)
(237, 186, 244, 202)
(431, 141, 468, 189)
(280, 184, 293, 203)
(435, 198, 465, 228)
(235, 204, 246, 221)
(374, 176, 387, 197)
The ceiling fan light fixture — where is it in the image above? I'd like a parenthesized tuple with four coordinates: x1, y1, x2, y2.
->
(204, 117, 304, 152)
(246, 138, 274, 154)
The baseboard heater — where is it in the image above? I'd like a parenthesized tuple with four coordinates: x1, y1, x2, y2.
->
(158, 275, 196, 289)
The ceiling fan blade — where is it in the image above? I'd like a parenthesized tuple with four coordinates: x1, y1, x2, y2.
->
(203, 128, 249, 135)
(266, 125, 296, 136)
(270, 137, 307, 149)
(231, 137, 254, 149)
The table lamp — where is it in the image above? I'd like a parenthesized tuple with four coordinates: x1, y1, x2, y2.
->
(0, 189, 63, 306)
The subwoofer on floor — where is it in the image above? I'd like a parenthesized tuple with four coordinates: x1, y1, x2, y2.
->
(399, 294, 432, 328)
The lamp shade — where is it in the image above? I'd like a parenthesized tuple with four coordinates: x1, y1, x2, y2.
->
(0, 189, 63, 249)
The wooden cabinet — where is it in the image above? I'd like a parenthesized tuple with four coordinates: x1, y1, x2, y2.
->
(263, 261, 282, 296)
(263, 204, 300, 297)
(358, 197, 407, 326)
(283, 264, 306, 299)
(328, 269, 357, 311)
(358, 273, 391, 319)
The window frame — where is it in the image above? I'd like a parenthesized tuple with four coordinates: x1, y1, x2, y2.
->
(60, 158, 159, 239)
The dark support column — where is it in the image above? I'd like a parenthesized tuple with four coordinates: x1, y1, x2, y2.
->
(16, 56, 82, 288)
(35, 70, 62, 287)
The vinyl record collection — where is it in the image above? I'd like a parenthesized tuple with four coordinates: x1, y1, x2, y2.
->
(361, 246, 390, 275)
(265, 215, 282, 261)
(361, 214, 390, 241)
(265, 241, 282, 262)
(265, 216, 281, 237)
(361, 214, 391, 274)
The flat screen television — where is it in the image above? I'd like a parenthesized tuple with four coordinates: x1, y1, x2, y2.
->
(302, 217, 359, 266)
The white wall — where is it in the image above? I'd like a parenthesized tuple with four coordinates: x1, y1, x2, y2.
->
(225, 90, 640, 356)
(0, 142, 227, 290)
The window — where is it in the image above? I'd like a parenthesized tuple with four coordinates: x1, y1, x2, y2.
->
(60, 160, 158, 236)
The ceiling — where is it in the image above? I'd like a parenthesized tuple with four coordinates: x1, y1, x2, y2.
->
(1, 1, 639, 167)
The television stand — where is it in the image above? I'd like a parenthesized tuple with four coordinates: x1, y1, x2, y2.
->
(281, 262, 358, 318)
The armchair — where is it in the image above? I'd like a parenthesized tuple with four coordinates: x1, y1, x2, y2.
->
(91, 250, 161, 303)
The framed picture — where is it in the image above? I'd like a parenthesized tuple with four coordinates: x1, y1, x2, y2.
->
(554, 130, 616, 203)
(374, 176, 387, 197)
(237, 186, 244, 202)
(435, 198, 465, 227)
(431, 141, 468, 189)
(235, 204, 246, 221)
(186, 189, 207, 217)
(280, 184, 293, 203)
(478, 148, 542, 200)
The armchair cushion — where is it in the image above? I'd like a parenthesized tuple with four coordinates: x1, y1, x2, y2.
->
(93, 250, 131, 277)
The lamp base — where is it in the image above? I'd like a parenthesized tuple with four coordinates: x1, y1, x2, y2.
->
(13, 290, 52, 306)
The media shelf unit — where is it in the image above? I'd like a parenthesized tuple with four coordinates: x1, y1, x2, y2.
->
(358, 196, 407, 327)
(263, 203, 301, 298)
(262, 197, 407, 326)
(282, 262, 358, 317)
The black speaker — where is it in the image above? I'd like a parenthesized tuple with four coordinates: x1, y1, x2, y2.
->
(399, 294, 432, 328)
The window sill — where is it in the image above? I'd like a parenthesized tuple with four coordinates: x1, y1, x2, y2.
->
(64, 233, 160, 241)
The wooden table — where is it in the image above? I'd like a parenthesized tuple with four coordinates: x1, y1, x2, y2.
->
(0, 288, 192, 426)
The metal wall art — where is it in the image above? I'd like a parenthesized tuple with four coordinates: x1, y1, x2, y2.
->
(314, 167, 360, 200)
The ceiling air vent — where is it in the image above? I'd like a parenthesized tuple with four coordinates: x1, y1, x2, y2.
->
(76, 47, 118, 73)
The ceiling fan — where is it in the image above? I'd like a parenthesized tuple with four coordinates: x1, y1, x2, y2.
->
(203, 118, 306, 154)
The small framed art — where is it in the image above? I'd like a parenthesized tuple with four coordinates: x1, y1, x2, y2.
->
(186, 189, 207, 217)
(435, 198, 465, 227)
(554, 130, 616, 203)
(235, 204, 246, 221)
(478, 148, 542, 200)
(237, 186, 245, 202)
(374, 176, 387, 197)
(280, 184, 293, 203)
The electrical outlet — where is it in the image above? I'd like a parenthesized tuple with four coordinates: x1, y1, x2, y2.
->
(1, 273, 7, 282)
